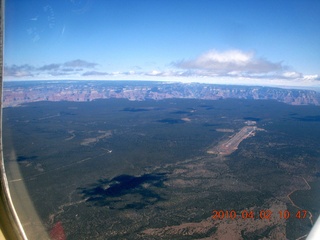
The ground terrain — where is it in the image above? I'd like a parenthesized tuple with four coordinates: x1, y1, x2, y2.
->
(2, 97, 320, 239)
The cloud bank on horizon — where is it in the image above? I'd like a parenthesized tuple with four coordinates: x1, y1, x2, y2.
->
(5, 49, 320, 87)
(4, 0, 320, 89)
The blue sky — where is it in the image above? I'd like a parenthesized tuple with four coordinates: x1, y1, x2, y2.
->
(4, 0, 320, 88)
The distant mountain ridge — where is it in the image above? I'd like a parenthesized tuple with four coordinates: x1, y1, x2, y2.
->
(3, 81, 320, 107)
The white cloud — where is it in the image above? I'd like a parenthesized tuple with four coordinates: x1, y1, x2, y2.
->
(282, 71, 303, 79)
(82, 71, 110, 76)
(123, 70, 136, 75)
(4, 52, 320, 89)
(5, 59, 99, 78)
(64, 59, 97, 68)
(174, 49, 283, 74)
(146, 70, 162, 76)
(38, 64, 61, 71)
(198, 49, 252, 64)
(4, 64, 34, 77)
(303, 74, 320, 81)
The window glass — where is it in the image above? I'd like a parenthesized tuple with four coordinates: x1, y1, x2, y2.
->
(2, 1, 320, 239)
